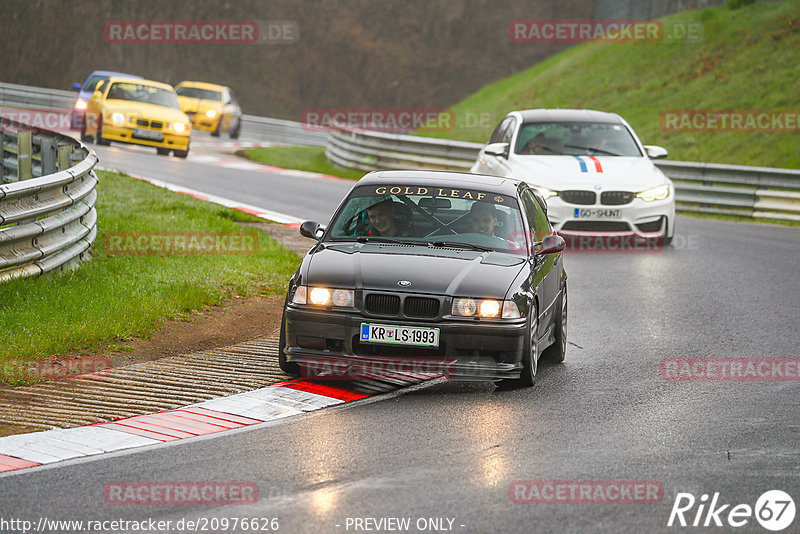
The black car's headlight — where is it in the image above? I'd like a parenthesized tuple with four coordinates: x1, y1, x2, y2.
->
(452, 298, 521, 319)
(291, 286, 354, 308)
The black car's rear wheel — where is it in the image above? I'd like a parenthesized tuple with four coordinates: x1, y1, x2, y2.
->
(278, 312, 300, 376)
(542, 283, 567, 363)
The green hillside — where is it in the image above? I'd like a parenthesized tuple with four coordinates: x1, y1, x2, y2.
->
(432, 0, 800, 168)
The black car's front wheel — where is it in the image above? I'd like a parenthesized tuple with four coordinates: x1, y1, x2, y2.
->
(509, 302, 538, 387)
(542, 283, 567, 363)
(278, 312, 300, 376)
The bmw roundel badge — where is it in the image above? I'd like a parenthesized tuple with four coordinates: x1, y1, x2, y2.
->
(398, 280, 412, 287)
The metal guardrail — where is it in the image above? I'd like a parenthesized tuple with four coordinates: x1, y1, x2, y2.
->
(326, 126, 800, 223)
(240, 114, 326, 146)
(0, 81, 326, 146)
(0, 118, 98, 282)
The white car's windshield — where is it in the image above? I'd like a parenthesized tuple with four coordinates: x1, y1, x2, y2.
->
(106, 82, 181, 110)
(327, 184, 527, 254)
(515, 121, 642, 157)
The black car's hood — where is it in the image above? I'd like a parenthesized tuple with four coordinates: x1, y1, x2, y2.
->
(303, 243, 526, 298)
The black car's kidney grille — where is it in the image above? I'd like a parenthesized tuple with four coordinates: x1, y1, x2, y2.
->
(365, 294, 400, 316)
(560, 190, 596, 205)
(404, 297, 439, 319)
(601, 191, 634, 205)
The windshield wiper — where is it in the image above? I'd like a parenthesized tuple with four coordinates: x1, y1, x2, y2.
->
(356, 237, 424, 247)
(431, 241, 494, 252)
(564, 144, 621, 156)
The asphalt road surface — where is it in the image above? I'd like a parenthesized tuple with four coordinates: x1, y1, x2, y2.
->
(1, 138, 798, 533)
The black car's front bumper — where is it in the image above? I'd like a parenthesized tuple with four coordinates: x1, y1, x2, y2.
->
(284, 306, 527, 380)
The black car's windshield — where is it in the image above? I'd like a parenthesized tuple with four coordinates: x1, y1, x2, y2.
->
(106, 82, 181, 109)
(515, 121, 642, 157)
(327, 184, 527, 254)
(175, 87, 222, 101)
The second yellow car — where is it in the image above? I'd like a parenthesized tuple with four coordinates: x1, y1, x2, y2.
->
(175, 81, 242, 139)
(82, 77, 191, 158)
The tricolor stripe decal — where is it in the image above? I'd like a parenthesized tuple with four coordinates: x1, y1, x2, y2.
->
(572, 155, 588, 173)
(588, 155, 604, 173)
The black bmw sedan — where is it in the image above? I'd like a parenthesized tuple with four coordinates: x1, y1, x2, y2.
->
(280, 170, 567, 387)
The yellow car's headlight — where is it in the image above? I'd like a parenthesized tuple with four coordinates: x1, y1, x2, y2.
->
(636, 185, 670, 202)
(74, 99, 87, 110)
(452, 298, 521, 319)
(292, 286, 354, 308)
(172, 122, 187, 133)
(111, 112, 125, 124)
(205, 110, 217, 118)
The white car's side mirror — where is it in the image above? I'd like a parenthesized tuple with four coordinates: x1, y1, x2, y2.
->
(644, 145, 668, 159)
(484, 142, 509, 158)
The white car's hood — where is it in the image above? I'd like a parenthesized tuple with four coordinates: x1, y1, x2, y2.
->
(505, 155, 668, 191)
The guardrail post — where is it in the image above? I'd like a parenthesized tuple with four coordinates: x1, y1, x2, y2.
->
(17, 130, 32, 180)
(40, 137, 57, 175)
(56, 143, 72, 171)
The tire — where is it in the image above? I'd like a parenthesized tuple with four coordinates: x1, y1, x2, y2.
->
(504, 302, 538, 387)
(80, 123, 92, 143)
(278, 311, 300, 376)
(229, 118, 241, 139)
(211, 119, 222, 137)
(95, 117, 110, 146)
(173, 149, 189, 159)
(542, 284, 567, 364)
(156, 148, 170, 156)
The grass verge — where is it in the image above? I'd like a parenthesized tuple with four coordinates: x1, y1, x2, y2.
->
(424, 0, 800, 168)
(242, 145, 364, 181)
(0, 170, 300, 386)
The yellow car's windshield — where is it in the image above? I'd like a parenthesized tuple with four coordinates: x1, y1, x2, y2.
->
(106, 82, 181, 110)
(176, 87, 222, 101)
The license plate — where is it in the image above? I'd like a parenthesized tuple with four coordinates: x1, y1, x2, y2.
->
(360, 323, 439, 347)
(133, 128, 163, 141)
(574, 208, 621, 219)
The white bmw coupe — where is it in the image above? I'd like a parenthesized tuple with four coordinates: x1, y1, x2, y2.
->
(471, 109, 675, 244)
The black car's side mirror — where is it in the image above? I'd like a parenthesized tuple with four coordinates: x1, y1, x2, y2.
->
(534, 234, 566, 256)
(300, 221, 325, 240)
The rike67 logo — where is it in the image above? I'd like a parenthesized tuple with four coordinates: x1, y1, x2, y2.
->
(668, 490, 795, 531)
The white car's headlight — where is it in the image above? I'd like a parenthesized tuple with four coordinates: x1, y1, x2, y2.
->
(74, 99, 87, 110)
(535, 186, 558, 200)
(636, 184, 670, 202)
(453, 298, 521, 319)
(292, 286, 354, 308)
(111, 112, 125, 124)
(205, 110, 217, 118)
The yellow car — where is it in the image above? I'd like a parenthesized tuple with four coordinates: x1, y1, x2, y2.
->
(82, 77, 192, 158)
(175, 81, 242, 139)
